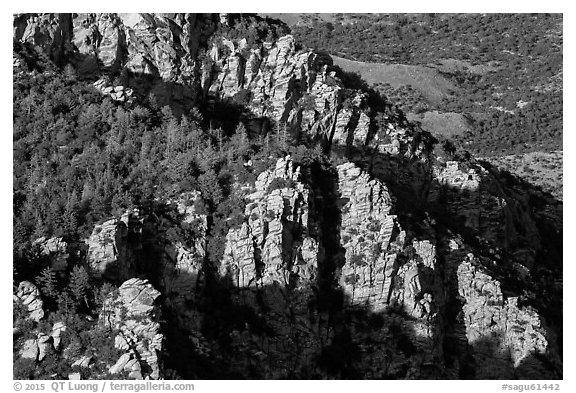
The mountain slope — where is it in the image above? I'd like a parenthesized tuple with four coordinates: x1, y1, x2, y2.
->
(12, 13, 562, 380)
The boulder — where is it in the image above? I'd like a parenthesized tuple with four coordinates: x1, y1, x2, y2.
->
(15, 281, 44, 321)
(51, 322, 66, 350)
(19, 339, 38, 360)
(37, 333, 51, 361)
(109, 353, 131, 375)
(71, 355, 92, 368)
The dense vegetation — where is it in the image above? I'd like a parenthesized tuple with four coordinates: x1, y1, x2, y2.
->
(12, 13, 563, 380)
(13, 41, 326, 278)
(13, 35, 329, 378)
(291, 13, 562, 156)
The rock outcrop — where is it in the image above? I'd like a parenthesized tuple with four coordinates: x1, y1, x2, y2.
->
(13, 14, 376, 140)
(14, 13, 216, 79)
(14, 13, 220, 112)
(428, 160, 542, 269)
(51, 322, 67, 350)
(14, 281, 44, 321)
(333, 162, 447, 378)
(204, 34, 377, 148)
(213, 158, 559, 378)
(215, 156, 322, 373)
(32, 237, 69, 272)
(219, 155, 318, 288)
(158, 191, 208, 332)
(17, 333, 52, 362)
(86, 210, 143, 280)
(101, 278, 163, 380)
(453, 254, 558, 378)
(336, 162, 403, 311)
(12, 13, 562, 380)
(13, 14, 74, 65)
(93, 79, 135, 103)
(19, 338, 40, 360)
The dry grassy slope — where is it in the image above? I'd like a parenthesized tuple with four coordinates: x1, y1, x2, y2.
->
(332, 55, 469, 138)
(332, 55, 458, 105)
(407, 111, 473, 137)
(263, 13, 336, 26)
(486, 151, 563, 200)
(262, 13, 385, 27)
(330, 55, 563, 201)
(264, 14, 562, 201)
(263, 15, 498, 140)
(428, 58, 500, 75)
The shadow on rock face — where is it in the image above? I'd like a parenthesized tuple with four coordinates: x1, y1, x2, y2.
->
(337, 145, 563, 380)
(12, 15, 563, 378)
(113, 148, 562, 379)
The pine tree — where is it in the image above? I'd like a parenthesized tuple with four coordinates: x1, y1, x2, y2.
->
(63, 63, 77, 82)
(198, 169, 223, 207)
(442, 140, 457, 160)
(166, 117, 185, 156)
(36, 267, 58, 301)
(184, 120, 204, 152)
(63, 191, 79, 235)
(32, 208, 47, 239)
(47, 199, 65, 236)
(274, 122, 290, 151)
(230, 123, 250, 158)
(95, 282, 117, 322)
(69, 265, 91, 309)
(26, 155, 44, 196)
(197, 143, 218, 173)
(13, 219, 31, 256)
(57, 290, 75, 316)
(213, 127, 224, 152)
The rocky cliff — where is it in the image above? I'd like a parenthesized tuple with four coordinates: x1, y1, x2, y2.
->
(56, 155, 557, 378)
(102, 278, 163, 379)
(14, 13, 219, 113)
(13, 13, 562, 380)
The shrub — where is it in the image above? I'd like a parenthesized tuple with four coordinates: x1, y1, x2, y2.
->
(266, 178, 296, 193)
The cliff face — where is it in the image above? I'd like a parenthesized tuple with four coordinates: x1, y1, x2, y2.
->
(14, 13, 216, 79)
(86, 210, 144, 280)
(14, 13, 218, 113)
(219, 156, 318, 288)
(204, 34, 362, 137)
(13, 13, 562, 379)
(14, 14, 372, 140)
(194, 156, 558, 378)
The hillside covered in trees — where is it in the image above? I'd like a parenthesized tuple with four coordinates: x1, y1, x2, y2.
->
(13, 13, 563, 381)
